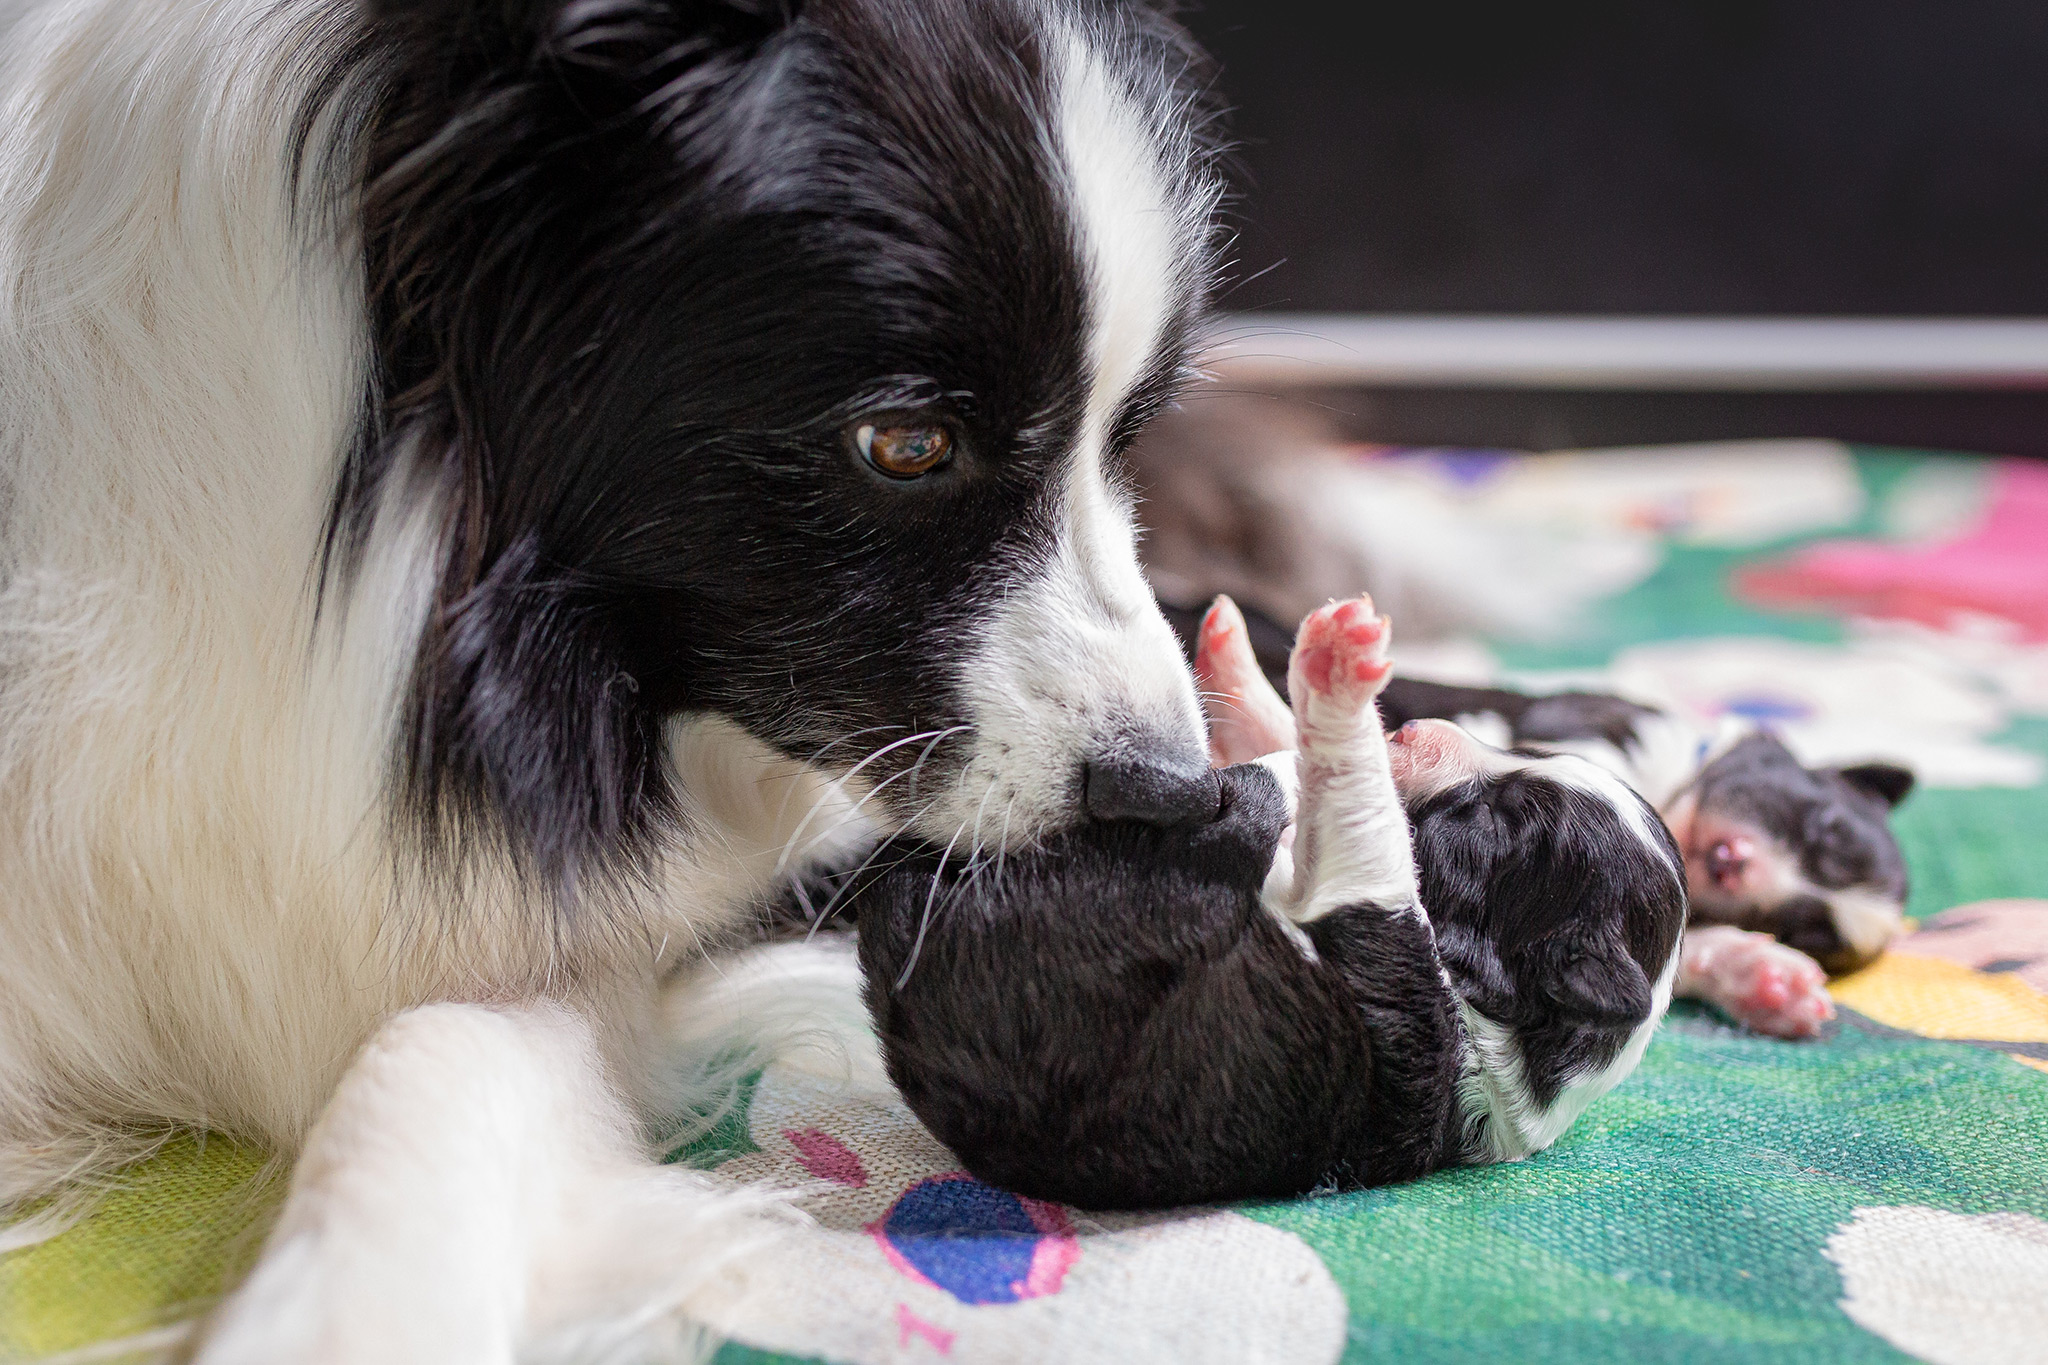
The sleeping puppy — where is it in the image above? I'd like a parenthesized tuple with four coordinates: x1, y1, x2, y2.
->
(1374, 679, 1914, 977)
(1375, 684, 1911, 1040)
(857, 597, 1687, 1209)
(1161, 601, 1911, 1037)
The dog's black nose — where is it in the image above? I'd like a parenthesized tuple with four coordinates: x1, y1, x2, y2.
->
(1082, 753, 1223, 826)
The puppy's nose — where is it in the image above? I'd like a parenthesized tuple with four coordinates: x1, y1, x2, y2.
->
(1082, 753, 1223, 826)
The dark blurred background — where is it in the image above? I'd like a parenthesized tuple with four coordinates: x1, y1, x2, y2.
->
(1178, 0, 2048, 453)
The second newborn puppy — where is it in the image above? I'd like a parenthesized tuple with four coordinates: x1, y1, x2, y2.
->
(857, 599, 1686, 1209)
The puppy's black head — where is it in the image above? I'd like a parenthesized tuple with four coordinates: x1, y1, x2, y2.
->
(1408, 763, 1686, 1147)
(1677, 733, 1912, 973)
(336, 0, 1226, 904)
(855, 764, 1377, 1209)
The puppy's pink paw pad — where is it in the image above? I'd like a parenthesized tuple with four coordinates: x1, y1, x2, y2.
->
(1300, 645, 1335, 692)
(1291, 598, 1391, 706)
(1739, 963, 1794, 1010)
(1196, 613, 1235, 656)
(1299, 600, 1384, 648)
(1326, 600, 1384, 642)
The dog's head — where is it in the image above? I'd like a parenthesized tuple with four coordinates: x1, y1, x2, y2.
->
(343, 0, 1224, 895)
(1666, 732, 1912, 973)
(1389, 720, 1687, 1160)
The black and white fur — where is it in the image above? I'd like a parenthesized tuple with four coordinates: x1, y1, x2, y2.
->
(0, 0, 1231, 1356)
(856, 601, 1688, 1209)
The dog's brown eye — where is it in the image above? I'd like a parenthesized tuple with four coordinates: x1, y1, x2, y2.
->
(854, 422, 952, 478)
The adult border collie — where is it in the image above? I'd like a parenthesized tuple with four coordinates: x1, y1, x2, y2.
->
(0, 0, 1223, 1356)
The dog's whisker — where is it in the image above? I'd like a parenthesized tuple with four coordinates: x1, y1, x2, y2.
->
(967, 765, 1000, 847)
(894, 818, 969, 991)
(901, 723, 973, 804)
(994, 791, 1018, 888)
(788, 724, 971, 873)
(770, 726, 966, 884)
(1194, 690, 1257, 720)
(787, 873, 818, 926)
(785, 728, 969, 866)
(802, 799, 943, 940)
(768, 723, 907, 827)
(954, 779, 1002, 899)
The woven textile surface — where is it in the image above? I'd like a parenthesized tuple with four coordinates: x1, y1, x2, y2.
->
(4, 445, 2046, 1364)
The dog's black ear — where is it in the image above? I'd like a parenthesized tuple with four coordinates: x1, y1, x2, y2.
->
(365, 0, 556, 38)
(1833, 762, 1915, 809)
(366, 0, 801, 64)
(366, 0, 801, 23)
(1540, 934, 1653, 1026)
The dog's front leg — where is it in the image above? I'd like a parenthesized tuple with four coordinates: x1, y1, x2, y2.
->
(194, 1001, 783, 1365)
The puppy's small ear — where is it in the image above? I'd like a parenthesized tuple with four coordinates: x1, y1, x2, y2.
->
(1834, 762, 1915, 809)
(1541, 939, 1653, 1026)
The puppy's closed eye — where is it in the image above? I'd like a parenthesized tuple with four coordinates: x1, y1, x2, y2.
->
(1802, 807, 1875, 886)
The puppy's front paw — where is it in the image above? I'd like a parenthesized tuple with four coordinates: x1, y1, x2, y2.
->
(1684, 928, 1835, 1039)
(1289, 597, 1392, 722)
(1196, 595, 1298, 766)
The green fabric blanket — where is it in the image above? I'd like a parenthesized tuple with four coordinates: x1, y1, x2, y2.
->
(6, 444, 2046, 1365)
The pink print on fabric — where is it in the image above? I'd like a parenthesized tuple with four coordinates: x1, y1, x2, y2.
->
(782, 1127, 867, 1188)
(1016, 1196, 1082, 1299)
(1737, 459, 2048, 639)
(893, 1303, 956, 1354)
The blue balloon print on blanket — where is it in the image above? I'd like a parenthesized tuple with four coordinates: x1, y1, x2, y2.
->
(867, 1173, 1080, 1305)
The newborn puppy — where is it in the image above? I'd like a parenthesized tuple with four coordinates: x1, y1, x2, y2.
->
(1376, 681, 1913, 974)
(1373, 680, 1911, 1038)
(1665, 734, 1911, 971)
(856, 598, 1686, 1209)
(1165, 599, 1915, 1038)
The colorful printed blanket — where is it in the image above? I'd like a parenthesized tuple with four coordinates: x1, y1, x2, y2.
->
(5, 445, 2046, 1365)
